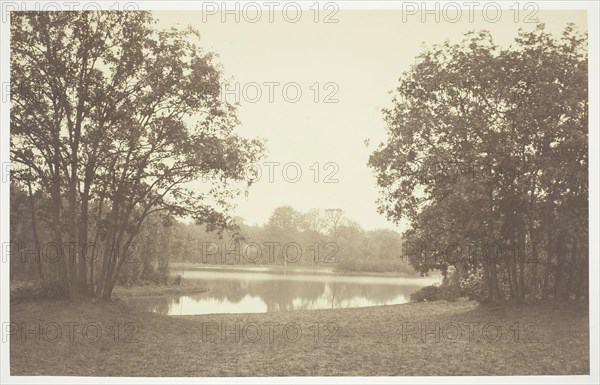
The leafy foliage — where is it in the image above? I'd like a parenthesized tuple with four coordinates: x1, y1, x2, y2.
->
(11, 12, 264, 299)
(370, 24, 588, 303)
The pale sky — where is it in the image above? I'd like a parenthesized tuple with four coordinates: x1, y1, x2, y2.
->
(155, 9, 587, 231)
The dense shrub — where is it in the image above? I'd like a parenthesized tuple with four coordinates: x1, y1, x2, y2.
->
(410, 274, 464, 303)
(439, 282, 462, 301)
(410, 284, 441, 302)
(172, 274, 182, 286)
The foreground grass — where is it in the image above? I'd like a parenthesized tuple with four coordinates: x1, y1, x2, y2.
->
(10, 299, 588, 376)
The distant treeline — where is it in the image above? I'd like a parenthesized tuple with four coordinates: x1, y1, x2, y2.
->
(162, 206, 416, 275)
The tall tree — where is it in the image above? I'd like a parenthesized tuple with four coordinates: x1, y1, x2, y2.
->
(11, 11, 264, 299)
(369, 24, 587, 302)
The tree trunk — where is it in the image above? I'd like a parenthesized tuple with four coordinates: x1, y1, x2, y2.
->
(78, 174, 92, 295)
(553, 231, 565, 301)
(541, 228, 553, 301)
(50, 168, 72, 298)
(564, 237, 577, 300)
(510, 250, 519, 302)
(490, 262, 500, 301)
(574, 251, 587, 301)
(26, 176, 44, 281)
(67, 174, 79, 299)
(505, 259, 515, 300)
(518, 229, 526, 303)
(529, 256, 538, 301)
(482, 256, 493, 302)
(97, 227, 114, 298)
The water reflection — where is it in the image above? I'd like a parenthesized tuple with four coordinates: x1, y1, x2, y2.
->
(125, 267, 440, 315)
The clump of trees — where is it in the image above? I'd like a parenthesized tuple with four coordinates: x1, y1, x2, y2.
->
(11, 183, 180, 289)
(369, 24, 588, 303)
(10, 12, 264, 300)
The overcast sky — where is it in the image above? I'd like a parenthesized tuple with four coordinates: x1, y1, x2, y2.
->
(155, 9, 587, 231)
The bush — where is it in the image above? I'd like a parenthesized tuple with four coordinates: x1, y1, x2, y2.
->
(439, 282, 462, 301)
(172, 274, 182, 286)
(410, 285, 441, 302)
(410, 277, 464, 303)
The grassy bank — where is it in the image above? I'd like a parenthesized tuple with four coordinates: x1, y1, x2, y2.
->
(112, 282, 208, 298)
(10, 299, 589, 376)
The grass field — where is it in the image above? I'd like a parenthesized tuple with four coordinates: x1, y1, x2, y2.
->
(10, 298, 589, 376)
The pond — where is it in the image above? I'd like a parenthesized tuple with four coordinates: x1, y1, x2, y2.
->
(124, 266, 440, 316)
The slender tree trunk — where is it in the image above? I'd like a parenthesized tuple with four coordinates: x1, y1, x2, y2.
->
(26, 176, 44, 281)
(97, 224, 115, 298)
(50, 169, 72, 297)
(89, 180, 108, 297)
(505, 259, 515, 300)
(98, 193, 121, 298)
(518, 229, 526, 303)
(66, 35, 90, 298)
(490, 262, 500, 300)
(553, 231, 565, 301)
(67, 176, 79, 299)
(564, 237, 577, 300)
(574, 250, 587, 301)
(89, 246, 96, 297)
(510, 250, 519, 301)
(525, 183, 537, 302)
(78, 176, 91, 294)
(530, 256, 538, 301)
(506, 228, 519, 302)
(541, 227, 553, 301)
(482, 256, 493, 302)
(99, 236, 116, 299)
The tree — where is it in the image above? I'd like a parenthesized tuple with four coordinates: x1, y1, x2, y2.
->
(11, 11, 264, 300)
(265, 206, 303, 240)
(324, 208, 344, 238)
(369, 24, 587, 303)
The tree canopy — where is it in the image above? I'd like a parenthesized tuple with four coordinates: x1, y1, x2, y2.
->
(369, 24, 588, 302)
(11, 11, 264, 299)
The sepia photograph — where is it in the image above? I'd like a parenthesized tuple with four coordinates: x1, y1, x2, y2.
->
(0, 1, 598, 383)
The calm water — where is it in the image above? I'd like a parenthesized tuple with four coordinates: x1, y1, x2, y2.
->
(125, 266, 440, 315)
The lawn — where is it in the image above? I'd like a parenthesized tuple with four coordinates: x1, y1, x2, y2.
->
(9, 298, 589, 376)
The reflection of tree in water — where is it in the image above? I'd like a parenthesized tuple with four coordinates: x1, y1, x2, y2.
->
(185, 277, 425, 311)
(260, 280, 325, 311)
(191, 278, 325, 312)
(126, 296, 172, 315)
(128, 276, 429, 314)
(291, 282, 425, 310)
